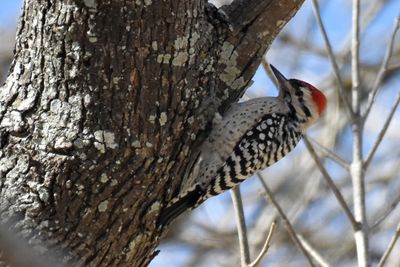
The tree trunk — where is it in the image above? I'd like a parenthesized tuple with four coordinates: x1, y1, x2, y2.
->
(0, 0, 304, 266)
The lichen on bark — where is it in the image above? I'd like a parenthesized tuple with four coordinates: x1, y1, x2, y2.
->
(0, 0, 304, 266)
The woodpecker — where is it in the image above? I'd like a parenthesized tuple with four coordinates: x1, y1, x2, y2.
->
(158, 65, 327, 226)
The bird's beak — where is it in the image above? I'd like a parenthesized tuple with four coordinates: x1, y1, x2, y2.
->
(270, 64, 288, 85)
(270, 64, 292, 96)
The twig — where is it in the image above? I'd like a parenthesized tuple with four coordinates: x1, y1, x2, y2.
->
(307, 137, 350, 170)
(350, 0, 369, 266)
(377, 222, 400, 267)
(248, 222, 276, 267)
(303, 136, 357, 229)
(388, 62, 400, 72)
(297, 234, 331, 267)
(351, 0, 361, 115)
(230, 188, 278, 266)
(231, 186, 251, 267)
(370, 189, 400, 230)
(311, 0, 354, 120)
(364, 94, 400, 168)
(257, 174, 317, 267)
(278, 33, 331, 59)
(363, 16, 400, 122)
(261, 58, 279, 88)
(336, 0, 388, 59)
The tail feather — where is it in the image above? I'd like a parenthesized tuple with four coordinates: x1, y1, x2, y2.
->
(158, 185, 204, 226)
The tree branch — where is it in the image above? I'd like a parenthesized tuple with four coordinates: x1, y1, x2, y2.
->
(363, 16, 400, 122)
(231, 186, 251, 266)
(297, 234, 330, 267)
(311, 0, 354, 119)
(257, 174, 317, 267)
(377, 222, 400, 267)
(307, 137, 350, 171)
(208, 0, 306, 110)
(370, 189, 400, 230)
(303, 136, 357, 229)
(364, 93, 400, 168)
(350, 0, 369, 266)
(220, 0, 274, 33)
(248, 222, 276, 267)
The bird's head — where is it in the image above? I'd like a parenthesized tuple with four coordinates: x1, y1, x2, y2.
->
(270, 64, 327, 129)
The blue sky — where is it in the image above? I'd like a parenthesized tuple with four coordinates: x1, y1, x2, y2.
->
(0, 0, 22, 26)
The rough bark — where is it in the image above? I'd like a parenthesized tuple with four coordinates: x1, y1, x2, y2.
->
(0, 0, 304, 266)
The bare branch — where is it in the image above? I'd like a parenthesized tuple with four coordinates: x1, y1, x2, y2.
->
(363, 16, 400, 122)
(278, 33, 331, 59)
(261, 58, 278, 88)
(370, 189, 400, 230)
(311, 0, 354, 119)
(307, 137, 350, 171)
(257, 174, 317, 267)
(303, 136, 357, 229)
(351, 0, 361, 115)
(297, 234, 330, 267)
(231, 186, 251, 266)
(350, 0, 369, 265)
(248, 222, 276, 267)
(364, 93, 400, 168)
(377, 222, 400, 267)
(336, 0, 389, 59)
(388, 62, 400, 72)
